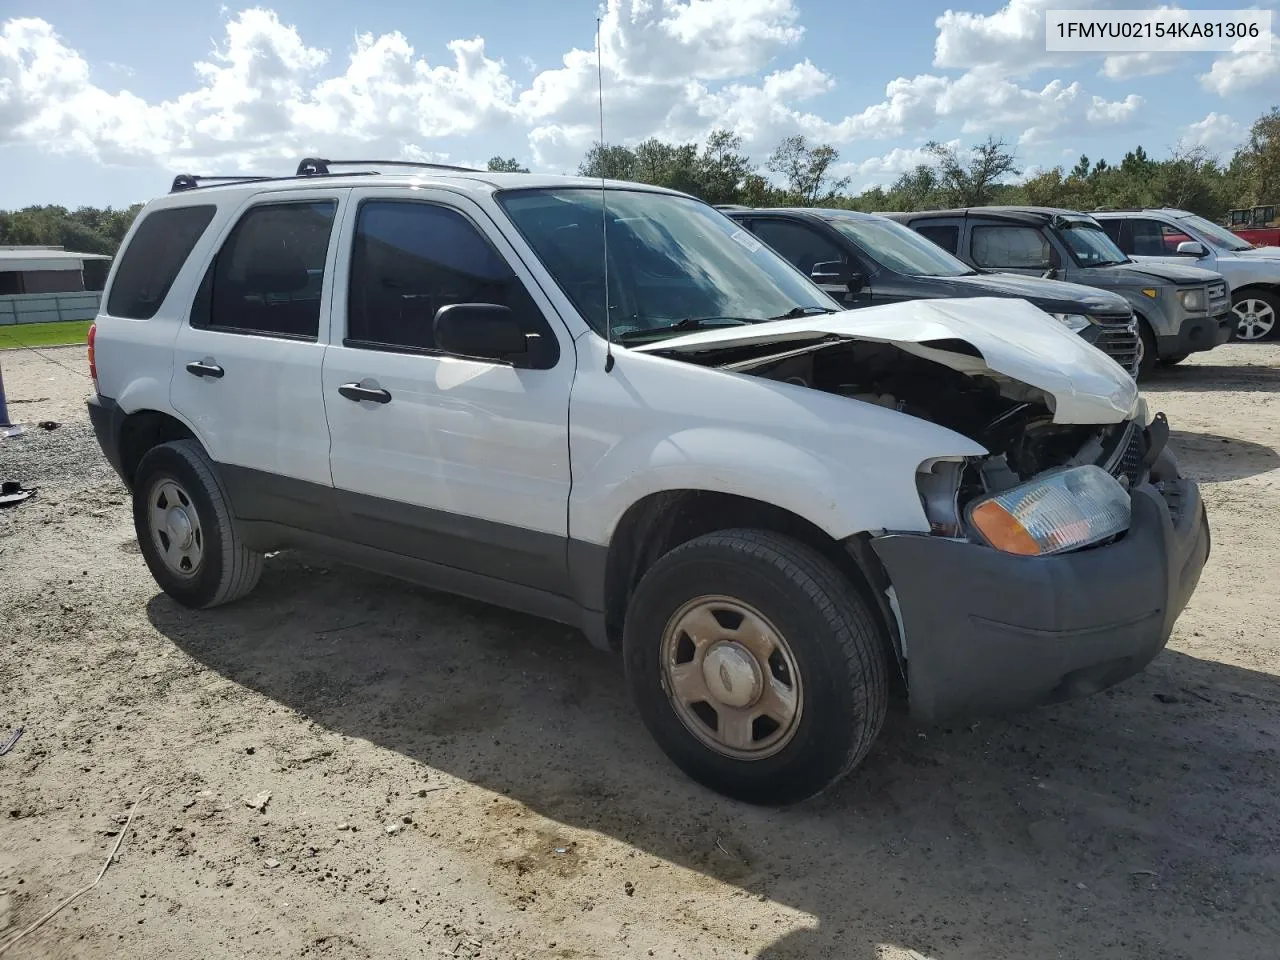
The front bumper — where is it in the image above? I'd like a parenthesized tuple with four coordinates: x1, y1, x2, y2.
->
(1158, 309, 1233, 356)
(870, 473, 1209, 723)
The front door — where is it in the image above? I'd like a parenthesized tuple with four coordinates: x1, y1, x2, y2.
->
(746, 218, 868, 306)
(321, 189, 576, 594)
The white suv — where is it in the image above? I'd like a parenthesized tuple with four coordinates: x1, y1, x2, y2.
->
(87, 160, 1210, 805)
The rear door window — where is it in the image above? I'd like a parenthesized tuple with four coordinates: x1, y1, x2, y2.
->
(192, 201, 337, 340)
(916, 224, 959, 254)
(106, 205, 216, 319)
(970, 225, 1052, 269)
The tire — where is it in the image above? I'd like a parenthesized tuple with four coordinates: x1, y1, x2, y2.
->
(1136, 318, 1157, 378)
(1160, 353, 1190, 366)
(1231, 291, 1278, 342)
(132, 439, 263, 608)
(623, 529, 889, 806)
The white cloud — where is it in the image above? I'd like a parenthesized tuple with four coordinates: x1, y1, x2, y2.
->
(1100, 51, 1183, 80)
(1086, 93, 1142, 124)
(1200, 33, 1280, 95)
(933, 0, 1090, 76)
(1181, 111, 1244, 150)
(1, 1, 1156, 178)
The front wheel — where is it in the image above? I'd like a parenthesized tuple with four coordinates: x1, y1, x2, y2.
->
(623, 529, 889, 805)
(1232, 292, 1278, 342)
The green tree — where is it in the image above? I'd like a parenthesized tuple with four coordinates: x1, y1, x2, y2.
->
(578, 142, 639, 180)
(486, 156, 529, 173)
(696, 129, 753, 205)
(765, 135, 850, 205)
(928, 136, 1020, 206)
(1236, 107, 1280, 205)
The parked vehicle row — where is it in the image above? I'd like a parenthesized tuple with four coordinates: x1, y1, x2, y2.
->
(719, 206, 1143, 376)
(87, 161, 1210, 806)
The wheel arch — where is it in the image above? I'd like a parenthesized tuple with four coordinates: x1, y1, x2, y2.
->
(598, 489, 903, 676)
(117, 409, 200, 488)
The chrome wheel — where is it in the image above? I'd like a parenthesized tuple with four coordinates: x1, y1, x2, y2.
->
(1233, 298, 1276, 341)
(659, 596, 803, 760)
(147, 477, 204, 578)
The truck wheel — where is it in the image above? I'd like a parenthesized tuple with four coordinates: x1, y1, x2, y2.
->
(1232, 292, 1277, 342)
(132, 439, 263, 609)
(1160, 353, 1190, 366)
(623, 529, 889, 806)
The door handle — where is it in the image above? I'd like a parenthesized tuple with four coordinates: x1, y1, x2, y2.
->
(338, 383, 392, 404)
(186, 360, 225, 379)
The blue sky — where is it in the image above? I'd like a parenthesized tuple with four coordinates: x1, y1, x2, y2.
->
(1, 0, 1278, 210)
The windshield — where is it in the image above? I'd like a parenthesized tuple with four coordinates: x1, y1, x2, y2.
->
(1179, 214, 1254, 252)
(497, 188, 837, 342)
(827, 216, 974, 278)
(1058, 220, 1129, 266)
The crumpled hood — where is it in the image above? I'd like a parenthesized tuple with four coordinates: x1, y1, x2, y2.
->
(1108, 260, 1223, 285)
(1232, 245, 1280, 260)
(633, 297, 1140, 425)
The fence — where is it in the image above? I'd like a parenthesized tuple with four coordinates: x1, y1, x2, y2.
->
(0, 291, 102, 325)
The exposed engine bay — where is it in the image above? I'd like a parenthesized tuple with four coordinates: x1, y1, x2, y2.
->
(661, 336, 1164, 534)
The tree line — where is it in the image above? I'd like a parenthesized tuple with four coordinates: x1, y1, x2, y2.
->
(2, 106, 1274, 259)
(567, 105, 1279, 220)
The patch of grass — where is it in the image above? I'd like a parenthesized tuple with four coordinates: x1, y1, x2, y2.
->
(0, 320, 92, 349)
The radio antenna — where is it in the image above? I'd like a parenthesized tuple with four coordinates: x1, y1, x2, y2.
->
(596, 16, 614, 373)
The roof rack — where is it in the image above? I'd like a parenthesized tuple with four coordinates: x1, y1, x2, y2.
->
(170, 174, 274, 193)
(168, 158, 486, 194)
(295, 157, 482, 176)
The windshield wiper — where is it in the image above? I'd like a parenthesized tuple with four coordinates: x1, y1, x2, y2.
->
(616, 316, 763, 343)
(769, 305, 838, 320)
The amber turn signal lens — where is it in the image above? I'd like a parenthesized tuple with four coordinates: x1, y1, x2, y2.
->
(969, 500, 1045, 556)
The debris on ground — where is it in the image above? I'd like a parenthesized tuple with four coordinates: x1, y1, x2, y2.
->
(242, 791, 271, 813)
(0, 483, 34, 508)
(0, 728, 23, 756)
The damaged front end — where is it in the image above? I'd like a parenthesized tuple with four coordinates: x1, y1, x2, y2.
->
(668, 331, 1167, 548)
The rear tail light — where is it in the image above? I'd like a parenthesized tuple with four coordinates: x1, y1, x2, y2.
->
(87, 322, 98, 393)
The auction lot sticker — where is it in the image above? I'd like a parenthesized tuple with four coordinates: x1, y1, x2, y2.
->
(1046, 9, 1272, 51)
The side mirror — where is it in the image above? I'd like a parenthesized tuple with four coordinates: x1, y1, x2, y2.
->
(811, 260, 866, 294)
(433, 303, 527, 362)
(1176, 240, 1207, 257)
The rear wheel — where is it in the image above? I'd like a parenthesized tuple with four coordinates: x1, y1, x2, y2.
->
(1232, 292, 1278, 341)
(623, 529, 889, 806)
(133, 440, 263, 608)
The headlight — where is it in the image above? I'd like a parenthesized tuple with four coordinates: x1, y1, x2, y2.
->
(1176, 289, 1205, 311)
(1049, 313, 1092, 332)
(967, 465, 1130, 556)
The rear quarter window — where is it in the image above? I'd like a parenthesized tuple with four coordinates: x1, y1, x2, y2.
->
(106, 205, 217, 319)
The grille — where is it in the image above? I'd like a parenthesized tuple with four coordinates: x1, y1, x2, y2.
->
(1093, 316, 1141, 376)
(1104, 421, 1147, 487)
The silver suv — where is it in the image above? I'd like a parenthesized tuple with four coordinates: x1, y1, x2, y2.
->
(1094, 208, 1280, 342)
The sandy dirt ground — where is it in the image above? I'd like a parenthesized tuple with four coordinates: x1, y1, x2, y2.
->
(1, 342, 1278, 960)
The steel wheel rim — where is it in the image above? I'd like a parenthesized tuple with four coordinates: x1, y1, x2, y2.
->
(1233, 299, 1276, 341)
(659, 595, 803, 761)
(148, 477, 204, 578)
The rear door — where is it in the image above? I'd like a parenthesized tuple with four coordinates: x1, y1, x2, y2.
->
(169, 189, 344, 521)
(320, 187, 575, 593)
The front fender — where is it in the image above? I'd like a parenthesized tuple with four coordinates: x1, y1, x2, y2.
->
(567, 343, 986, 547)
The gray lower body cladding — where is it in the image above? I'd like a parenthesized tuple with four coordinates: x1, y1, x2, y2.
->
(870, 474, 1209, 723)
